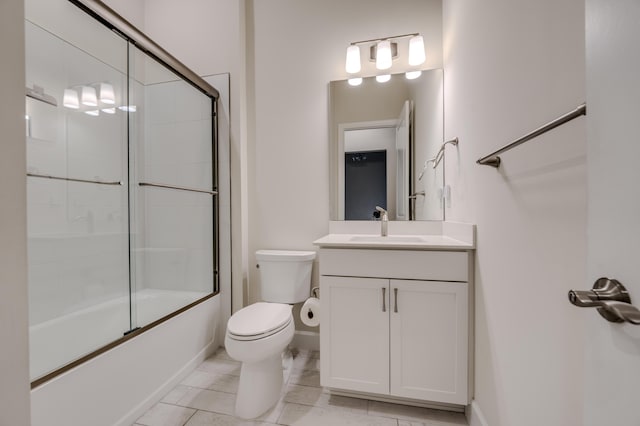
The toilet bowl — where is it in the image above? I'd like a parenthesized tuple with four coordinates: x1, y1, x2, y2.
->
(224, 250, 315, 419)
(225, 302, 295, 419)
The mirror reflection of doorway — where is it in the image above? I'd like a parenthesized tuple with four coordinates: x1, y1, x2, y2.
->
(344, 151, 387, 220)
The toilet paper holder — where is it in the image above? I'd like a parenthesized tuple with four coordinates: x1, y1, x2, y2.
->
(311, 286, 319, 299)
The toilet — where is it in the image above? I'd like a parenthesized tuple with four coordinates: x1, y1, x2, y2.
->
(225, 249, 316, 419)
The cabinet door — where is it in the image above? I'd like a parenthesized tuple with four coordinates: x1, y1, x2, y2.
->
(320, 276, 389, 394)
(389, 280, 468, 404)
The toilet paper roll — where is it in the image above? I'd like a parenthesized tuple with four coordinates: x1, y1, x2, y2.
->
(300, 297, 320, 327)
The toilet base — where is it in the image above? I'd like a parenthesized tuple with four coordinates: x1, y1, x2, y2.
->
(235, 353, 284, 419)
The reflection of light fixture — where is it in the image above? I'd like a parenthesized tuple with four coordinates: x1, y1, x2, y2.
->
(405, 70, 422, 80)
(63, 89, 80, 109)
(348, 77, 363, 86)
(376, 74, 391, 83)
(344, 33, 426, 82)
(81, 86, 98, 106)
(98, 83, 115, 104)
(345, 45, 361, 74)
(118, 105, 137, 112)
(85, 109, 99, 116)
(102, 107, 116, 114)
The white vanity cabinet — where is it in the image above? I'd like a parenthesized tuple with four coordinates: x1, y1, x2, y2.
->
(319, 247, 470, 406)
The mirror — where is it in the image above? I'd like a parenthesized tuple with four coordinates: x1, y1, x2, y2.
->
(329, 69, 444, 221)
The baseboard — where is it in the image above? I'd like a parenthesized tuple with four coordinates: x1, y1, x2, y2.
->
(114, 339, 219, 426)
(468, 400, 489, 426)
(291, 330, 319, 351)
(330, 389, 464, 413)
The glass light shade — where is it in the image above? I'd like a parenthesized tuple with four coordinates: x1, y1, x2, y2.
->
(99, 83, 115, 105)
(84, 109, 99, 116)
(81, 86, 98, 107)
(376, 40, 392, 70)
(102, 107, 116, 114)
(63, 89, 79, 109)
(345, 45, 361, 74)
(405, 70, 422, 80)
(348, 77, 363, 86)
(408, 35, 426, 66)
(376, 74, 391, 83)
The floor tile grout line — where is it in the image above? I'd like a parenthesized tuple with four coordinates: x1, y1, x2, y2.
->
(180, 408, 198, 426)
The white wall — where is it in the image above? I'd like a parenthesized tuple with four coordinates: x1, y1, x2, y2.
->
(0, 1, 31, 424)
(443, 1, 586, 425)
(248, 0, 442, 304)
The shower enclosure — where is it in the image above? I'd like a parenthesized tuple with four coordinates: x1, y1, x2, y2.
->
(25, 0, 219, 385)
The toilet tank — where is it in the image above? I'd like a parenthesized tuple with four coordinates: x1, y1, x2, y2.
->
(256, 250, 316, 304)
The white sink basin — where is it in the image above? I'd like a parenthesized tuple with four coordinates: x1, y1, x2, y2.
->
(349, 235, 426, 243)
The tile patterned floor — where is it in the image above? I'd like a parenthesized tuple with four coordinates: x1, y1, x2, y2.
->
(133, 347, 468, 426)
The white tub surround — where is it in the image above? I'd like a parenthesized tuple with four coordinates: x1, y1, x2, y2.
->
(314, 221, 474, 412)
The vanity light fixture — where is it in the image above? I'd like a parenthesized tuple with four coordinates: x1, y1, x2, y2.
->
(376, 74, 391, 83)
(375, 40, 393, 70)
(405, 70, 422, 80)
(344, 32, 426, 80)
(81, 86, 98, 107)
(348, 77, 363, 86)
(408, 35, 425, 66)
(345, 45, 361, 74)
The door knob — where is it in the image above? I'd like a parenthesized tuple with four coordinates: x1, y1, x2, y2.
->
(568, 277, 640, 324)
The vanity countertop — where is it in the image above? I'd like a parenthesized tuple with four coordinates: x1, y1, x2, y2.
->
(313, 233, 474, 250)
(314, 221, 476, 250)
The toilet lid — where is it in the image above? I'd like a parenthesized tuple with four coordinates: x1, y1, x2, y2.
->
(227, 302, 292, 338)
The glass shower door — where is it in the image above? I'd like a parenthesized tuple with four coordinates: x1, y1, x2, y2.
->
(129, 45, 216, 329)
(25, 15, 130, 380)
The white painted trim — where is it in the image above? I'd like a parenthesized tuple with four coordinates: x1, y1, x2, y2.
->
(114, 339, 218, 426)
(291, 330, 319, 351)
(469, 400, 489, 426)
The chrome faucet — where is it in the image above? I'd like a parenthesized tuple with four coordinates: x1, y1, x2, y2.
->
(375, 206, 388, 236)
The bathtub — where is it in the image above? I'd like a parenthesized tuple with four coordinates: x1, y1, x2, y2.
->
(30, 290, 221, 426)
(29, 288, 210, 380)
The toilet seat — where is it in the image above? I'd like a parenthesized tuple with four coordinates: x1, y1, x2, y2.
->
(227, 302, 292, 341)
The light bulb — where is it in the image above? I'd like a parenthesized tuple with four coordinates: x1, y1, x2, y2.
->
(376, 74, 391, 83)
(405, 70, 422, 80)
(408, 35, 426, 66)
(99, 83, 115, 105)
(376, 40, 392, 70)
(348, 77, 363, 86)
(81, 86, 98, 107)
(63, 89, 80, 109)
(345, 45, 361, 74)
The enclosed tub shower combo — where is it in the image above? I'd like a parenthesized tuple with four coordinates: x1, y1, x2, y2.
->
(24, 0, 220, 388)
